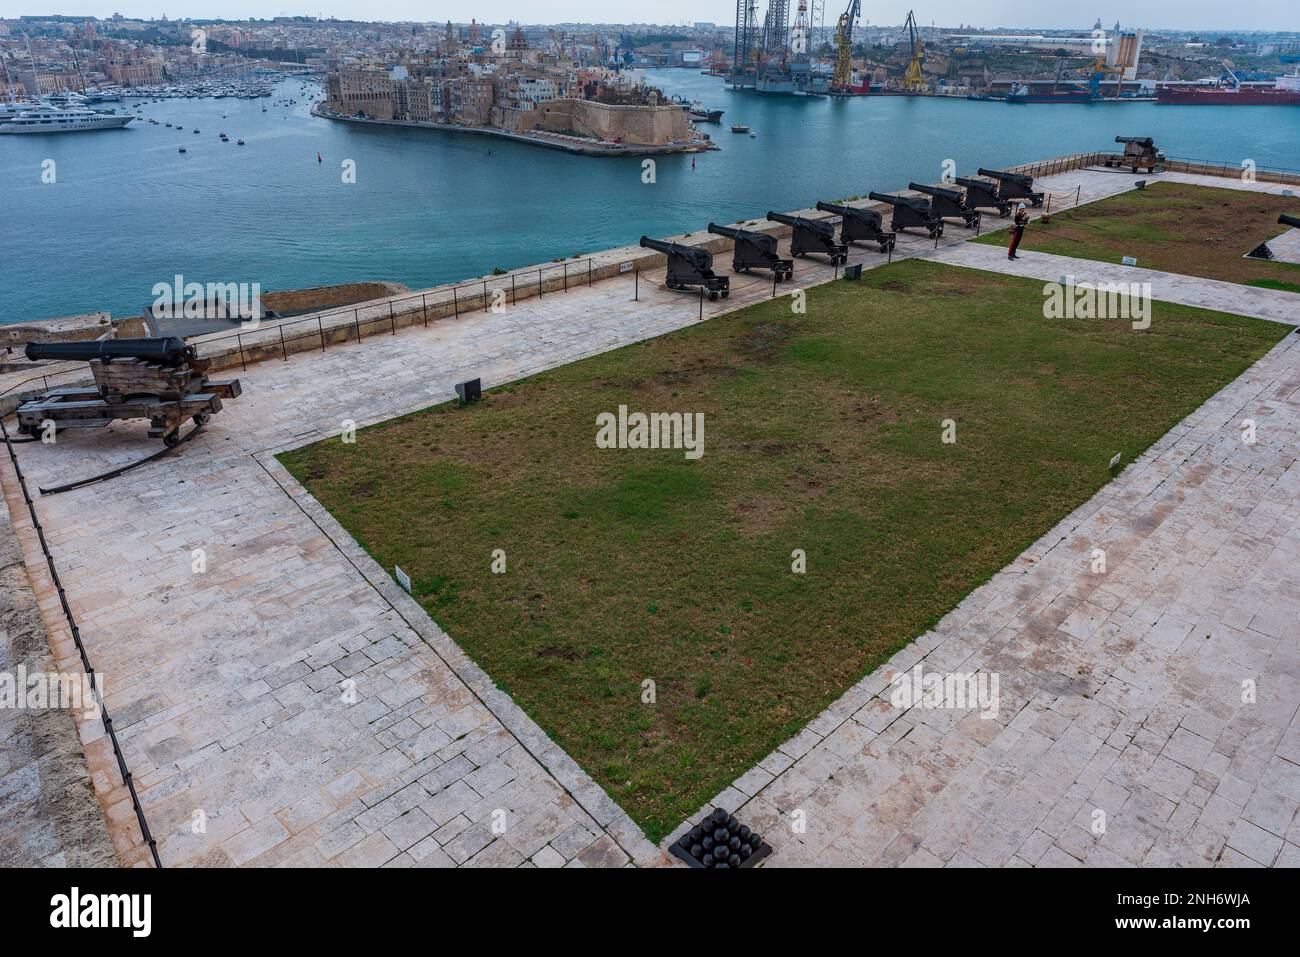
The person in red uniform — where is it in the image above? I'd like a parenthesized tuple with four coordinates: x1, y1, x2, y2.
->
(1007, 203, 1028, 259)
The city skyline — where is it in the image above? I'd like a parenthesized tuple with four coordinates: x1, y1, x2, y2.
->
(4, 4, 1299, 33)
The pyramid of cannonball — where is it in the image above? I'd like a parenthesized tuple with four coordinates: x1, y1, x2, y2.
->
(676, 808, 764, 868)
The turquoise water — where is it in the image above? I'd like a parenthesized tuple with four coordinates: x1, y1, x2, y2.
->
(3, 72, 1298, 325)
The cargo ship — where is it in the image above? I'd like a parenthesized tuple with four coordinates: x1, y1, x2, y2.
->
(1158, 72, 1300, 105)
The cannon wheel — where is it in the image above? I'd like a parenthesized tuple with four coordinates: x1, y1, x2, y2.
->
(709, 291, 719, 301)
(999, 204, 1011, 218)
(163, 430, 182, 448)
(193, 412, 211, 426)
(721, 289, 730, 299)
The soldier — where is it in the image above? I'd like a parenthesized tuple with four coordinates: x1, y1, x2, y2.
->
(1007, 203, 1028, 260)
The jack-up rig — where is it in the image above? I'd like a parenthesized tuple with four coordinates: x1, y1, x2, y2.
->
(731, 0, 829, 94)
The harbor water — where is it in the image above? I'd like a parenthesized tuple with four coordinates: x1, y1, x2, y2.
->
(3, 72, 1298, 326)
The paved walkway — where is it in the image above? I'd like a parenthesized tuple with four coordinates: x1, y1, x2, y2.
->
(929, 243, 1300, 326)
(4, 164, 1296, 868)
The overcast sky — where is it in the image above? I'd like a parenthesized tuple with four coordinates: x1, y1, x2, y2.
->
(4, 2, 1295, 32)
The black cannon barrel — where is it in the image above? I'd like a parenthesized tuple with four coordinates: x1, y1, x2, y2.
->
(25, 336, 194, 366)
(707, 222, 778, 252)
(868, 191, 929, 211)
(954, 176, 993, 189)
(765, 211, 834, 237)
(1115, 136, 1154, 147)
(977, 167, 1033, 186)
(815, 201, 883, 225)
(908, 182, 963, 201)
(1279, 213, 1300, 229)
(640, 235, 713, 269)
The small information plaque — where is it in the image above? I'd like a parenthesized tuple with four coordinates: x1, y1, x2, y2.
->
(395, 566, 412, 593)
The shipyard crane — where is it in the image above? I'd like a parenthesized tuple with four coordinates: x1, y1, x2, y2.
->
(830, 0, 860, 92)
(902, 9, 925, 92)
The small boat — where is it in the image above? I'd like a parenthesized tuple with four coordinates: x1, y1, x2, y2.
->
(750, 131, 757, 138)
(178, 146, 186, 153)
(236, 139, 245, 145)
(193, 128, 200, 133)
(730, 125, 750, 133)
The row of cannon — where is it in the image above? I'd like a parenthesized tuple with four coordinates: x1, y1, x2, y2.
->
(638, 166, 1048, 299)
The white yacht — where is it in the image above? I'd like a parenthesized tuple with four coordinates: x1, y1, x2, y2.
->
(0, 103, 134, 134)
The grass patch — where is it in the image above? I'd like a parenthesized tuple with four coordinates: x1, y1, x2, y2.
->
(280, 259, 1286, 841)
(973, 181, 1300, 286)
(1246, 278, 1300, 294)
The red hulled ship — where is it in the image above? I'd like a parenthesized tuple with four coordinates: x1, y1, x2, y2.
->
(1158, 72, 1300, 105)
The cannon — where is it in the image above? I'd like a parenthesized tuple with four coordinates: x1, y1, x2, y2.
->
(867, 192, 944, 238)
(765, 212, 849, 264)
(976, 168, 1045, 208)
(908, 182, 981, 228)
(1280, 213, 1300, 229)
(955, 176, 1012, 217)
(17, 336, 241, 446)
(814, 202, 896, 253)
(639, 236, 730, 299)
(1106, 136, 1164, 173)
(707, 223, 793, 280)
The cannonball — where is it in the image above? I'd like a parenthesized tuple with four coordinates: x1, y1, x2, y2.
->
(737, 825, 751, 841)
(713, 827, 729, 843)
(728, 836, 741, 852)
(702, 835, 714, 851)
(713, 845, 728, 861)
(712, 808, 728, 825)
(689, 825, 705, 843)
(739, 844, 752, 860)
(728, 853, 742, 868)
(726, 815, 738, 833)
(749, 833, 763, 850)
(691, 843, 705, 860)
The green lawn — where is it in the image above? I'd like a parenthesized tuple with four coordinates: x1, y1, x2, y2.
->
(973, 181, 1300, 286)
(280, 259, 1287, 841)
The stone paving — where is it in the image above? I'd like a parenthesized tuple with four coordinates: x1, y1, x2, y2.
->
(3, 163, 1297, 868)
(929, 243, 1300, 325)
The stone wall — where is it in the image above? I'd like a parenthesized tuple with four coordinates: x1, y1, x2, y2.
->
(519, 98, 689, 145)
(0, 488, 116, 866)
(262, 281, 411, 315)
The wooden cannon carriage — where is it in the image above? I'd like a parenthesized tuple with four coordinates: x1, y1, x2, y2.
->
(17, 337, 240, 446)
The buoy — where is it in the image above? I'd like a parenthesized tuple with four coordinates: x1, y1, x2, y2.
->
(317, 152, 322, 162)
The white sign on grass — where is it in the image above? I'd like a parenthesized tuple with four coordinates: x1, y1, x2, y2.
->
(1121, 256, 1138, 266)
(395, 566, 412, 593)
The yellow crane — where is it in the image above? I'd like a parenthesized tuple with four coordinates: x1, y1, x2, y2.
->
(831, 0, 860, 92)
(902, 10, 925, 92)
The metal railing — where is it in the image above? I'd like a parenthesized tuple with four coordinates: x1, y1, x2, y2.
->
(193, 254, 603, 370)
(1161, 155, 1300, 182)
(0, 414, 162, 867)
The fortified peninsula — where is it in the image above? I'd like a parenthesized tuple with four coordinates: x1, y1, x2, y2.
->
(317, 22, 713, 156)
